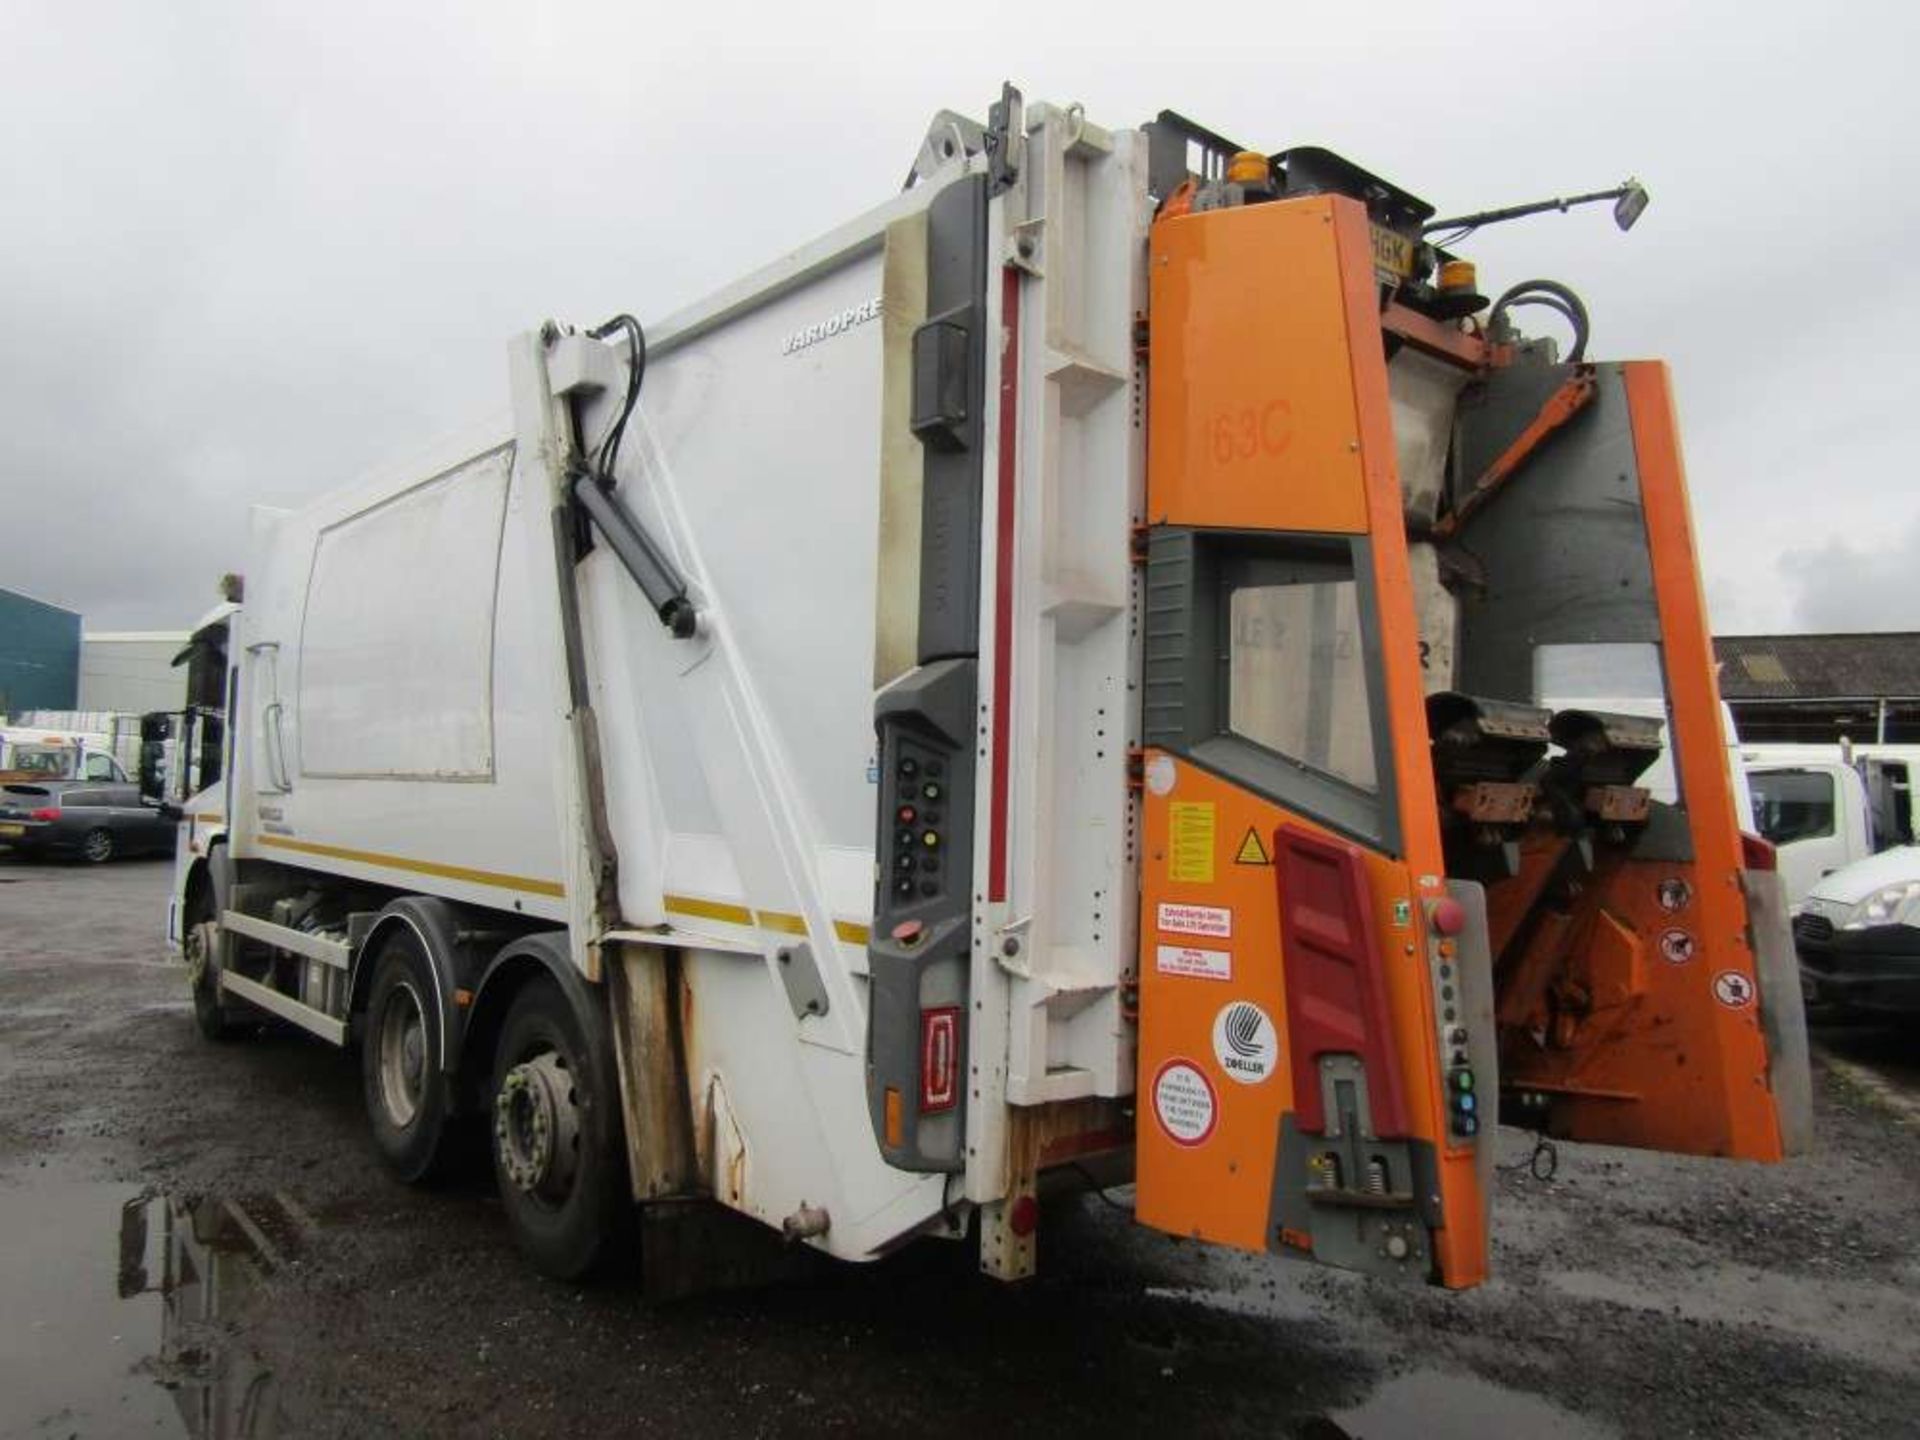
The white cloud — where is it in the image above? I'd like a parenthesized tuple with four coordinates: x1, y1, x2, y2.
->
(2, 0, 1917, 632)
(1779, 513, 1920, 633)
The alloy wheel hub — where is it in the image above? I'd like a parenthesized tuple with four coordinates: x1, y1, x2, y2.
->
(495, 1051, 580, 1199)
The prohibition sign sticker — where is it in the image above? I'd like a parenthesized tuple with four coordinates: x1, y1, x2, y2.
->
(1712, 970, 1756, 1009)
(1152, 1059, 1218, 1147)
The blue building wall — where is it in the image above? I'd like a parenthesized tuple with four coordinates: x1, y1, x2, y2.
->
(0, 588, 82, 712)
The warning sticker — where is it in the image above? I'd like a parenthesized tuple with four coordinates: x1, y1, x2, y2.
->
(1152, 1060, 1218, 1146)
(1156, 944, 1232, 982)
(1656, 877, 1693, 913)
(1157, 902, 1232, 939)
(1659, 929, 1697, 965)
(1212, 1001, 1279, 1085)
(1168, 802, 1216, 882)
(1233, 826, 1271, 866)
(1712, 969, 1756, 1009)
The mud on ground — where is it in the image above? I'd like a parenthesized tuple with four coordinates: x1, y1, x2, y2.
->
(2, 859, 1916, 1437)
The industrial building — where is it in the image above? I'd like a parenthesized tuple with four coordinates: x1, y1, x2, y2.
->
(78, 631, 190, 713)
(0, 588, 82, 712)
(1714, 632, 1920, 744)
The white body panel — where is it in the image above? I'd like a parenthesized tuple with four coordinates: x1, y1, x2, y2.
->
(229, 428, 571, 923)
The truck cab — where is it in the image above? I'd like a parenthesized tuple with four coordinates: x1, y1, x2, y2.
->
(147, 604, 234, 952)
(1744, 743, 1918, 910)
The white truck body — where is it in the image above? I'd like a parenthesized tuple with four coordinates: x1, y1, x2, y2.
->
(201, 105, 1143, 1267)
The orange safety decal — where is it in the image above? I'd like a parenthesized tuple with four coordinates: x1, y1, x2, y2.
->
(1233, 826, 1272, 866)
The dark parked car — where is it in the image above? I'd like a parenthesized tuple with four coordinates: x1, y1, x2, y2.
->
(0, 780, 178, 863)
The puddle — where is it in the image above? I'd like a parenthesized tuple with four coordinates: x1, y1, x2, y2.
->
(0, 1169, 309, 1437)
(1145, 1275, 1614, 1438)
(1308, 1368, 1616, 1439)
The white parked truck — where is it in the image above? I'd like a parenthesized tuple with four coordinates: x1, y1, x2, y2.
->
(1744, 741, 1920, 909)
(166, 89, 1810, 1291)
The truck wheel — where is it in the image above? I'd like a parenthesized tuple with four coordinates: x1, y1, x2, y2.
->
(186, 920, 245, 1042)
(361, 931, 453, 1184)
(490, 976, 626, 1279)
(80, 828, 114, 864)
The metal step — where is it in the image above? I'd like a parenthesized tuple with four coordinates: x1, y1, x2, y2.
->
(221, 909, 350, 969)
(218, 970, 348, 1045)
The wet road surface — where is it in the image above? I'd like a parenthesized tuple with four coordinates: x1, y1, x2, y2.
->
(2, 858, 1917, 1437)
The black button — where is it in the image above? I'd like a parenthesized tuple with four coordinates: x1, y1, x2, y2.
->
(920, 855, 939, 872)
(922, 782, 943, 802)
(896, 854, 915, 871)
(919, 881, 939, 896)
(899, 757, 919, 778)
(896, 829, 914, 847)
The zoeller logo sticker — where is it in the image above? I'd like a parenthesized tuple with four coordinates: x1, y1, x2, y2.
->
(1211, 1001, 1279, 1085)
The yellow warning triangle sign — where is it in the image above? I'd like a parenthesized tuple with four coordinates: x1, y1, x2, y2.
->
(1234, 826, 1271, 866)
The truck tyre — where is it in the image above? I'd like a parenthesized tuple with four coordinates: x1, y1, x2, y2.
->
(490, 975, 626, 1279)
(186, 920, 246, 1042)
(80, 828, 114, 864)
(361, 931, 453, 1184)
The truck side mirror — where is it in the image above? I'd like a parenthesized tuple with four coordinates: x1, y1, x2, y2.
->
(138, 739, 167, 806)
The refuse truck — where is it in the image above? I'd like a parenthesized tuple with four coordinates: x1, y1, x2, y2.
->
(161, 87, 1812, 1291)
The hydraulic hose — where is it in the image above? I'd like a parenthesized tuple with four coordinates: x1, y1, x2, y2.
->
(1488, 279, 1590, 363)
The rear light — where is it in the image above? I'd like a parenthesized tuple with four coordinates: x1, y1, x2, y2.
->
(919, 1006, 959, 1112)
(28, 807, 59, 821)
(1740, 831, 1777, 871)
(1008, 1193, 1040, 1237)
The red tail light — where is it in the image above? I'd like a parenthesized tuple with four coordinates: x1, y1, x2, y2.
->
(28, 807, 59, 822)
(920, 1006, 959, 1112)
(1740, 831, 1777, 872)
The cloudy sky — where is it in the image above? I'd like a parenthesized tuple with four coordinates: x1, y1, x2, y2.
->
(5, 0, 1915, 635)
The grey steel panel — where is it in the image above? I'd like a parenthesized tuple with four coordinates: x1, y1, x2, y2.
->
(1452, 364, 1660, 703)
